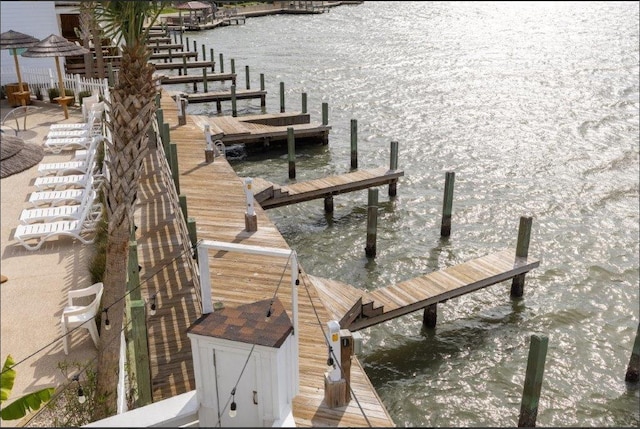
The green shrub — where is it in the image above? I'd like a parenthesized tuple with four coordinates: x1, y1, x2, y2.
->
(48, 88, 76, 106)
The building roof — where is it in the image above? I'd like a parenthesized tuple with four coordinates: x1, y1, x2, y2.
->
(187, 297, 293, 348)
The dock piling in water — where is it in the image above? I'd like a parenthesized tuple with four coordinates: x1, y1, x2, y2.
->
(322, 102, 328, 126)
(389, 141, 399, 196)
(351, 119, 358, 170)
(518, 334, 548, 427)
(440, 171, 455, 237)
(280, 82, 286, 113)
(231, 85, 237, 117)
(302, 92, 307, 114)
(365, 188, 379, 258)
(245, 65, 250, 89)
(287, 127, 296, 179)
(219, 53, 224, 73)
(625, 322, 640, 382)
(511, 216, 533, 298)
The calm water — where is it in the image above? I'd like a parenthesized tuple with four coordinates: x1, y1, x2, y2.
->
(176, 2, 639, 426)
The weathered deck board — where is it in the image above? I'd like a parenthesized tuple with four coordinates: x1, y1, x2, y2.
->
(147, 90, 396, 427)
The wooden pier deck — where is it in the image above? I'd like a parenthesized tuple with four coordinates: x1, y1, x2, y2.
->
(158, 72, 236, 86)
(312, 249, 540, 331)
(183, 88, 267, 110)
(150, 60, 215, 71)
(251, 166, 404, 209)
(190, 112, 332, 146)
(147, 89, 395, 426)
(150, 51, 197, 61)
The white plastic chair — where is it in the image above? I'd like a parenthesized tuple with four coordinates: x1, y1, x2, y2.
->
(61, 282, 103, 355)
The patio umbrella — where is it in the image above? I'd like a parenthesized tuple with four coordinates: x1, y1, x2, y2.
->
(22, 34, 90, 119)
(0, 30, 40, 105)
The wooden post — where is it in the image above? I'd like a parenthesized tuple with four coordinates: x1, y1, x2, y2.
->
(177, 95, 187, 126)
(155, 108, 164, 131)
(230, 58, 235, 74)
(182, 55, 188, 76)
(511, 216, 533, 298)
(350, 119, 358, 170)
(192, 39, 197, 54)
(280, 81, 285, 113)
(201, 43, 206, 61)
(187, 217, 198, 259)
(625, 322, 640, 382)
(219, 53, 224, 73)
(260, 73, 265, 91)
(166, 48, 170, 63)
(169, 143, 180, 194)
(324, 196, 333, 213)
(231, 85, 237, 117)
(243, 178, 257, 232)
(287, 127, 296, 179)
(245, 65, 250, 89)
(162, 123, 170, 154)
(204, 124, 214, 163)
(148, 124, 157, 149)
(127, 239, 141, 300)
(210, 48, 215, 72)
(155, 92, 161, 108)
(130, 300, 152, 407)
(518, 334, 548, 427)
(322, 102, 328, 125)
(185, 36, 189, 52)
(340, 329, 353, 402)
(440, 171, 455, 237)
(365, 188, 378, 258)
(301, 92, 307, 114)
(389, 140, 399, 196)
(422, 303, 437, 329)
(179, 195, 189, 223)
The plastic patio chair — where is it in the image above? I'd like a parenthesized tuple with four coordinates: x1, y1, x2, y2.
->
(61, 282, 104, 355)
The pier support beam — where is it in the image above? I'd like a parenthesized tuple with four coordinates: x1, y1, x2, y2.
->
(389, 140, 399, 196)
(422, 303, 437, 329)
(511, 216, 533, 298)
(280, 81, 285, 113)
(287, 127, 296, 179)
(324, 195, 334, 213)
(625, 322, 640, 383)
(351, 119, 358, 170)
(440, 171, 455, 237)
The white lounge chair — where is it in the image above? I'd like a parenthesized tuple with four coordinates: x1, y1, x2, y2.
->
(14, 199, 100, 250)
(61, 282, 103, 355)
(37, 138, 100, 177)
(33, 168, 104, 191)
(20, 187, 102, 224)
(28, 177, 99, 208)
(43, 134, 101, 154)
(50, 103, 103, 132)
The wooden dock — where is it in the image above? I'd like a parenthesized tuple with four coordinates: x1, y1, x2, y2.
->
(312, 249, 540, 331)
(150, 51, 197, 61)
(183, 88, 267, 111)
(145, 89, 396, 426)
(158, 72, 236, 86)
(150, 60, 215, 71)
(251, 167, 404, 209)
(190, 112, 332, 147)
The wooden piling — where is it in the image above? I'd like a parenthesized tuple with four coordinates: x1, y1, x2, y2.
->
(440, 171, 455, 237)
(210, 48, 215, 71)
(302, 92, 307, 114)
(179, 194, 188, 222)
(187, 217, 198, 259)
(324, 196, 334, 213)
(202, 69, 208, 93)
(178, 97, 187, 126)
(389, 140, 399, 196)
(511, 216, 533, 298)
(422, 303, 437, 329)
(245, 65, 250, 89)
(192, 40, 196, 54)
(169, 143, 180, 194)
(201, 43, 205, 61)
(365, 188, 378, 258)
(219, 53, 224, 73)
(625, 322, 640, 382)
(287, 127, 296, 179)
(129, 300, 152, 407)
(230, 58, 235, 74)
(340, 329, 353, 402)
(162, 123, 170, 153)
(231, 85, 237, 117)
(260, 73, 265, 91)
(518, 334, 548, 427)
(185, 36, 189, 51)
(280, 81, 285, 113)
(182, 56, 187, 76)
(350, 119, 358, 170)
(127, 239, 141, 300)
(322, 102, 328, 126)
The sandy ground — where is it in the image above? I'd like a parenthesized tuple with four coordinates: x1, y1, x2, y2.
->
(1, 98, 98, 425)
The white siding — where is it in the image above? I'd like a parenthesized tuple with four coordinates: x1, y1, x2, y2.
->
(0, 1, 58, 85)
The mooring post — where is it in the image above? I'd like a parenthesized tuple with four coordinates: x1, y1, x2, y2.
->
(177, 94, 186, 126)
(169, 143, 180, 195)
(422, 303, 437, 329)
(511, 216, 533, 298)
(179, 24, 183, 45)
(185, 36, 189, 52)
(201, 43, 206, 61)
(166, 48, 171, 64)
(302, 92, 307, 114)
(162, 123, 170, 154)
(231, 85, 237, 117)
(187, 217, 198, 260)
(245, 65, 250, 89)
(324, 195, 334, 213)
(219, 53, 224, 73)
(440, 171, 455, 237)
(287, 127, 296, 179)
(350, 119, 358, 170)
(280, 81, 285, 113)
(518, 334, 548, 427)
(192, 40, 197, 54)
(202, 69, 208, 93)
(179, 194, 188, 222)
(204, 124, 214, 163)
(243, 177, 257, 232)
(210, 49, 215, 72)
(155, 108, 164, 131)
(625, 322, 640, 382)
(182, 55, 188, 76)
(230, 58, 235, 75)
(260, 73, 265, 91)
(340, 329, 353, 402)
(389, 140, 399, 196)
(365, 188, 379, 258)
(322, 102, 329, 126)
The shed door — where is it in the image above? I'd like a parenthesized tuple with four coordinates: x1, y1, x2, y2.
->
(214, 349, 259, 427)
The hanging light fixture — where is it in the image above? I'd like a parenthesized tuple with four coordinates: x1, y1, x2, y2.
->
(229, 387, 237, 418)
(103, 308, 111, 330)
(72, 374, 86, 404)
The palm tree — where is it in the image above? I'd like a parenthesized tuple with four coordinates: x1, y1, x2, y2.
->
(91, 1, 165, 420)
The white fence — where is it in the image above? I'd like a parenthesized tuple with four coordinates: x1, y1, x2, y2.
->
(1, 66, 110, 104)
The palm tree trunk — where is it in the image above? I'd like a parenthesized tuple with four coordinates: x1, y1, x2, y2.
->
(93, 45, 156, 420)
(79, 3, 94, 78)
